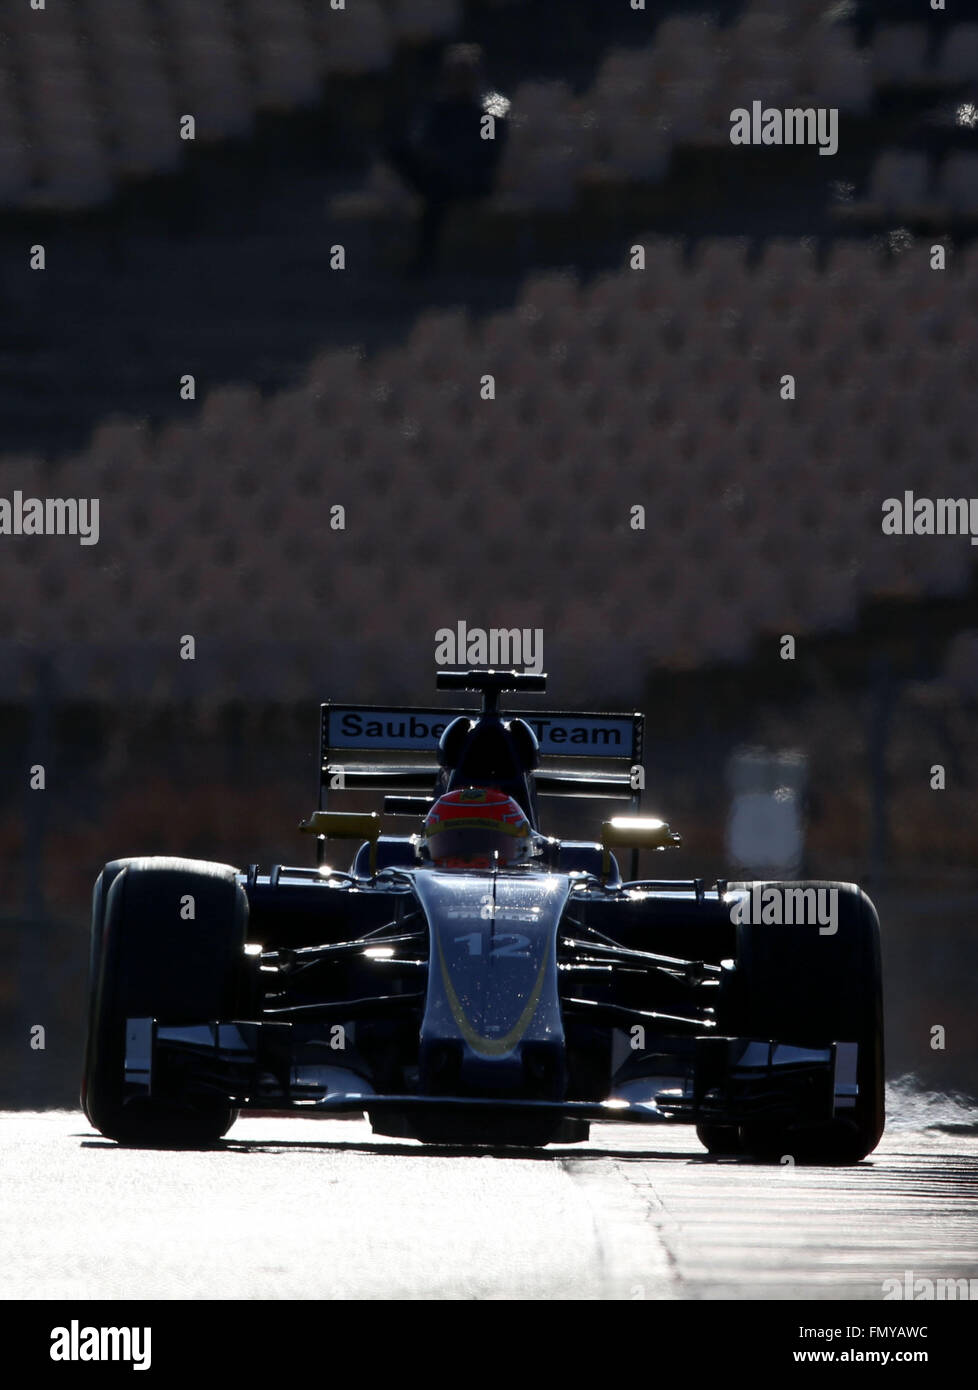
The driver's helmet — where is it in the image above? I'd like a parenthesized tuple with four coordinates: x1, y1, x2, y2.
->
(422, 788, 534, 870)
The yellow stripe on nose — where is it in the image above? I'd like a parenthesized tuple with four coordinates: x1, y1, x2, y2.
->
(434, 928, 550, 1058)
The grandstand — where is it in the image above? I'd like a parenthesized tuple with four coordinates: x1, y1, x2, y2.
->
(2, 1, 975, 698)
(1, 235, 974, 704)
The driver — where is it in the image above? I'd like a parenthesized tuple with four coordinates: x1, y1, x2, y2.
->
(421, 787, 538, 871)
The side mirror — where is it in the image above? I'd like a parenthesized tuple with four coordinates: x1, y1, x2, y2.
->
(600, 816, 681, 878)
(299, 810, 382, 874)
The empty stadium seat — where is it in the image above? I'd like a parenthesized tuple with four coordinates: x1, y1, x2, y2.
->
(319, 0, 394, 75)
(495, 81, 585, 211)
(387, 0, 461, 43)
(757, 237, 819, 283)
(729, 11, 791, 56)
(865, 149, 932, 218)
(872, 24, 931, 87)
(252, 36, 322, 111)
(240, 0, 312, 43)
(168, 36, 253, 140)
(689, 238, 751, 300)
(518, 269, 580, 316)
(939, 152, 978, 216)
(655, 16, 718, 75)
(944, 632, 978, 697)
(591, 47, 653, 104)
(809, 33, 872, 113)
(303, 351, 368, 430)
(405, 309, 472, 382)
(936, 25, 978, 84)
(0, 70, 31, 203)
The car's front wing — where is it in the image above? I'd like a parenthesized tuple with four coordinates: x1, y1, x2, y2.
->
(122, 1017, 859, 1131)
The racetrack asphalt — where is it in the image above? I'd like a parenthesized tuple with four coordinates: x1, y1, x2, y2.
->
(1, 1092, 975, 1301)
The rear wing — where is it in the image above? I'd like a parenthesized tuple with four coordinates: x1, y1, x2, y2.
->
(317, 702, 644, 813)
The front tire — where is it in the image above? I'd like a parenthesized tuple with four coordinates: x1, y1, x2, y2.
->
(82, 857, 248, 1146)
(696, 1123, 744, 1155)
(728, 880, 884, 1165)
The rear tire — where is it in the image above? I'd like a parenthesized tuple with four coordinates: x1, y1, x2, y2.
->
(729, 880, 884, 1164)
(82, 858, 248, 1146)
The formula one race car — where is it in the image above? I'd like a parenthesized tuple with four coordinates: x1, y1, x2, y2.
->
(81, 670, 884, 1162)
